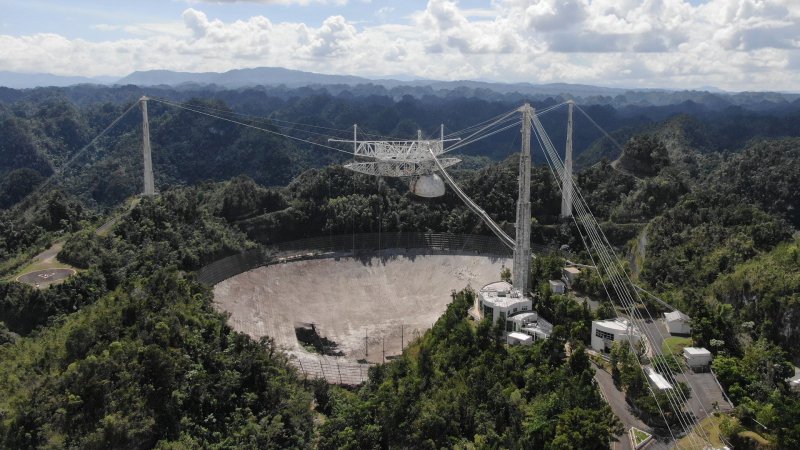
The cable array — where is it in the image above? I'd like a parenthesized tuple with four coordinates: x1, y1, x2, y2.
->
(150, 98, 360, 156)
(19, 100, 140, 215)
(532, 113, 715, 448)
(427, 146, 516, 250)
(11, 90, 734, 447)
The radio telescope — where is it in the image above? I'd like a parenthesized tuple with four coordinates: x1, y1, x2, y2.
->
(331, 126, 460, 198)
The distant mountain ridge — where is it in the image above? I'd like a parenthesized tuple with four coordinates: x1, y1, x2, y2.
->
(116, 67, 648, 97)
(0, 71, 115, 89)
(2, 66, 799, 109)
(115, 67, 371, 88)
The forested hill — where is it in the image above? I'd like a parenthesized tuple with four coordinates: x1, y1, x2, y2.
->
(2, 84, 800, 212)
(1, 85, 800, 447)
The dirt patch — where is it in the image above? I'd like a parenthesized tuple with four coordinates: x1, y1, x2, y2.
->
(16, 268, 76, 288)
(213, 251, 509, 364)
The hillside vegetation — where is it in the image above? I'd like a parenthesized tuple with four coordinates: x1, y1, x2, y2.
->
(1, 87, 799, 448)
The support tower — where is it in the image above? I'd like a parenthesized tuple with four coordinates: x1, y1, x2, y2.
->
(561, 101, 574, 218)
(513, 104, 533, 294)
(140, 96, 155, 196)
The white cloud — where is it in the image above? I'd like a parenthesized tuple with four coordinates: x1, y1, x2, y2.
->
(0, 0, 799, 91)
(187, 0, 348, 5)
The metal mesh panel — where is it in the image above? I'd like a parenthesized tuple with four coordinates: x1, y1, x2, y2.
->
(196, 232, 514, 285)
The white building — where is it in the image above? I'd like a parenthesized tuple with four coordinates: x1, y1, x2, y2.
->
(646, 367, 673, 390)
(591, 318, 642, 353)
(562, 267, 581, 288)
(684, 347, 713, 371)
(665, 311, 692, 335)
(788, 367, 800, 391)
(507, 332, 533, 346)
(478, 281, 531, 324)
(549, 279, 566, 294)
(508, 311, 553, 340)
(477, 281, 552, 341)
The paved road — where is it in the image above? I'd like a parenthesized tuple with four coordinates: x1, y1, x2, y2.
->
(94, 217, 119, 236)
(593, 362, 672, 450)
(639, 317, 670, 357)
(34, 241, 63, 262)
(682, 371, 734, 417)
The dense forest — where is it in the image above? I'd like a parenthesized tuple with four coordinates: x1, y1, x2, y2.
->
(1, 84, 799, 448)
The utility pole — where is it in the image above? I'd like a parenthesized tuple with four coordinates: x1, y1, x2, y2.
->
(513, 103, 533, 295)
(561, 100, 574, 218)
(140, 96, 155, 196)
(382, 337, 385, 363)
(401, 324, 404, 349)
(365, 329, 368, 357)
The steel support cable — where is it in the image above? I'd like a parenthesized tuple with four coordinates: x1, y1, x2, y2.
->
(442, 102, 566, 140)
(570, 178, 720, 447)
(426, 148, 516, 250)
(444, 115, 520, 151)
(443, 107, 522, 138)
(548, 189, 704, 449)
(21, 100, 140, 207)
(532, 116, 700, 429)
(572, 104, 626, 155)
(149, 97, 356, 140)
(443, 111, 513, 138)
(443, 118, 522, 155)
(153, 96, 442, 142)
(533, 101, 569, 117)
(572, 104, 644, 182)
(148, 97, 362, 137)
(553, 164, 714, 447)
(539, 132, 680, 446)
(440, 109, 520, 153)
(151, 98, 360, 156)
(533, 117, 713, 447)
(534, 118, 702, 438)
(533, 125, 684, 444)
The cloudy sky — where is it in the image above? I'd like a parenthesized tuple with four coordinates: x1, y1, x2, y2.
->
(0, 0, 798, 91)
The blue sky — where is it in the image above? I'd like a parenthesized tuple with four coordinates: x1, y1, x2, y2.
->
(0, 0, 798, 91)
(1, 0, 495, 41)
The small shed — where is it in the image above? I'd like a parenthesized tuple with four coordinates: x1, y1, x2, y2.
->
(646, 367, 673, 390)
(788, 367, 800, 392)
(507, 332, 533, 346)
(562, 267, 581, 287)
(665, 311, 692, 335)
(549, 279, 566, 294)
(684, 347, 713, 370)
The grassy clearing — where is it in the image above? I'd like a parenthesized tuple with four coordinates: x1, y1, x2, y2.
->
(6, 241, 79, 286)
(630, 426, 651, 448)
(14, 242, 74, 273)
(662, 336, 693, 356)
(675, 415, 725, 449)
(738, 430, 770, 446)
(590, 353, 612, 372)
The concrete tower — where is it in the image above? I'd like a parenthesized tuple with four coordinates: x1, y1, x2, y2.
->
(140, 96, 155, 196)
(561, 100, 574, 218)
(513, 104, 533, 294)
